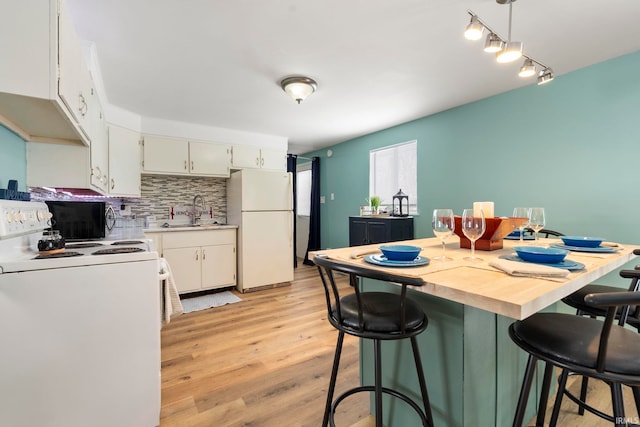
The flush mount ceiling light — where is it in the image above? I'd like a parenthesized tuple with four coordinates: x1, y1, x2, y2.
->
(464, 0, 553, 85)
(280, 76, 317, 104)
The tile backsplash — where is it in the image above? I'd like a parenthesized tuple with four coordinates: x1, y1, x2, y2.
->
(31, 174, 228, 224)
(136, 175, 227, 222)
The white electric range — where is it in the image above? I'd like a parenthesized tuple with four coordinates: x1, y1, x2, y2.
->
(0, 200, 161, 427)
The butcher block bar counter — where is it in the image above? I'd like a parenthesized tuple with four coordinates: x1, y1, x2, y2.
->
(310, 237, 638, 426)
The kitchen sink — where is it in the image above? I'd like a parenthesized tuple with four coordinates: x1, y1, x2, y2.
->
(160, 223, 226, 229)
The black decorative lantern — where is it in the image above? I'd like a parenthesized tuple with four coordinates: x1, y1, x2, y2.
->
(392, 189, 409, 217)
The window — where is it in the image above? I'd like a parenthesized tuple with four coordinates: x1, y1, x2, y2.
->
(296, 165, 312, 216)
(369, 140, 417, 213)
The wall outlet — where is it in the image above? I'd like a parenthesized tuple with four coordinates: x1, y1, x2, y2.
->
(320, 196, 326, 204)
(120, 205, 132, 215)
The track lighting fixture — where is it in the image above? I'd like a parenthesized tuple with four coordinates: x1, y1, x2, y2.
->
(537, 68, 554, 85)
(484, 33, 504, 53)
(518, 58, 536, 77)
(496, 41, 523, 63)
(465, 0, 553, 85)
(464, 16, 484, 41)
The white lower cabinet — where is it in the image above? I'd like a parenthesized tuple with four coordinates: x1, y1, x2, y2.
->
(159, 229, 236, 294)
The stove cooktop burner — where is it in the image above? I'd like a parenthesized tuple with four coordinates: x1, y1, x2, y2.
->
(34, 251, 84, 259)
(66, 243, 105, 249)
(111, 240, 144, 246)
(92, 247, 146, 255)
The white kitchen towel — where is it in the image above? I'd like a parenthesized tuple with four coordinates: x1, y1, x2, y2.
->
(159, 258, 184, 323)
(489, 259, 570, 278)
(180, 291, 242, 313)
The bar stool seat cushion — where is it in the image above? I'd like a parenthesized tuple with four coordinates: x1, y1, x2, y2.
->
(512, 313, 640, 376)
(335, 292, 426, 333)
(562, 284, 626, 317)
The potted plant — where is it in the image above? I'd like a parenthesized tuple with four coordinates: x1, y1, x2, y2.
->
(367, 196, 381, 215)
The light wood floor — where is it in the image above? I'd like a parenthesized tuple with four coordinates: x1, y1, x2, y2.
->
(160, 262, 638, 427)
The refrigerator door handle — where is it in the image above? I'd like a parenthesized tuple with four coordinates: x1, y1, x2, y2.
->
(289, 211, 293, 244)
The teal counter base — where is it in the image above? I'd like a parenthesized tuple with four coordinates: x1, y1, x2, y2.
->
(360, 279, 552, 426)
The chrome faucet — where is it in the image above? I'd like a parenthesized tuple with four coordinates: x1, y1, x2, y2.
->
(192, 194, 206, 225)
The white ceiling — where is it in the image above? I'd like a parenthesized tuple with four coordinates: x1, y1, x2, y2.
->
(65, 0, 640, 154)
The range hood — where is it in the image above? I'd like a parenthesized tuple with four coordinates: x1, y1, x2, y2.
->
(26, 142, 107, 197)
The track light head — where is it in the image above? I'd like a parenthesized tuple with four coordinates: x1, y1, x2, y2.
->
(518, 58, 536, 77)
(496, 41, 523, 63)
(484, 33, 504, 53)
(537, 68, 554, 85)
(464, 16, 484, 40)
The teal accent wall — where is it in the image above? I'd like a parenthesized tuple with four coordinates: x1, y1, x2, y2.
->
(305, 51, 640, 281)
(0, 126, 27, 191)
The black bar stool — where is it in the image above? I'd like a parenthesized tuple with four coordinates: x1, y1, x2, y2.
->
(560, 250, 640, 415)
(509, 273, 640, 427)
(313, 254, 433, 427)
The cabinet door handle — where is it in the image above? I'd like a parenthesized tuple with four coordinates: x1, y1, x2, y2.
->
(191, 160, 194, 170)
(256, 157, 260, 166)
(202, 249, 206, 260)
(195, 250, 199, 261)
(110, 178, 115, 190)
(78, 93, 88, 117)
(184, 160, 188, 170)
(261, 157, 264, 167)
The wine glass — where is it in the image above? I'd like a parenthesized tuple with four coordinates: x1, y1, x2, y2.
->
(432, 209, 455, 261)
(512, 207, 530, 244)
(528, 207, 546, 241)
(462, 208, 486, 262)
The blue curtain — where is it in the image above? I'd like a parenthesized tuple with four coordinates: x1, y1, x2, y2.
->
(287, 154, 298, 268)
(303, 156, 321, 265)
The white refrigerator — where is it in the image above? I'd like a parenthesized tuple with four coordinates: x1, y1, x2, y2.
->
(227, 169, 294, 292)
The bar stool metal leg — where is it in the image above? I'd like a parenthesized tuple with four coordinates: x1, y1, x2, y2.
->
(577, 375, 589, 415)
(611, 383, 626, 427)
(374, 339, 383, 427)
(549, 368, 569, 427)
(633, 386, 640, 414)
(513, 354, 538, 427)
(410, 336, 434, 427)
(323, 331, 345, 427)
(534, 362, 554, 427)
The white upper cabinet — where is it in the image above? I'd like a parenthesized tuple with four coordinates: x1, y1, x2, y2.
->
(259, 147, 287, 171)
(108, 125, 141, 197)
(89, 80, 109, 192)
(142, 135, 189, 174)
(0, 0, 96, 146)
(58, 0, 90, 136)
(231, 145, 286, 171)
(189, 140, 231, 176)
(142, 135, 231, 177)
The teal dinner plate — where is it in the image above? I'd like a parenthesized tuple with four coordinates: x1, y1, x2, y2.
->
(500, 254, 585, 271)
(364, 254, 430, 267)
(550, 243, 618, 253)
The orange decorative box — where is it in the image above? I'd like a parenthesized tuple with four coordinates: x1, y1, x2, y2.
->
(453, 216, 529, 251)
